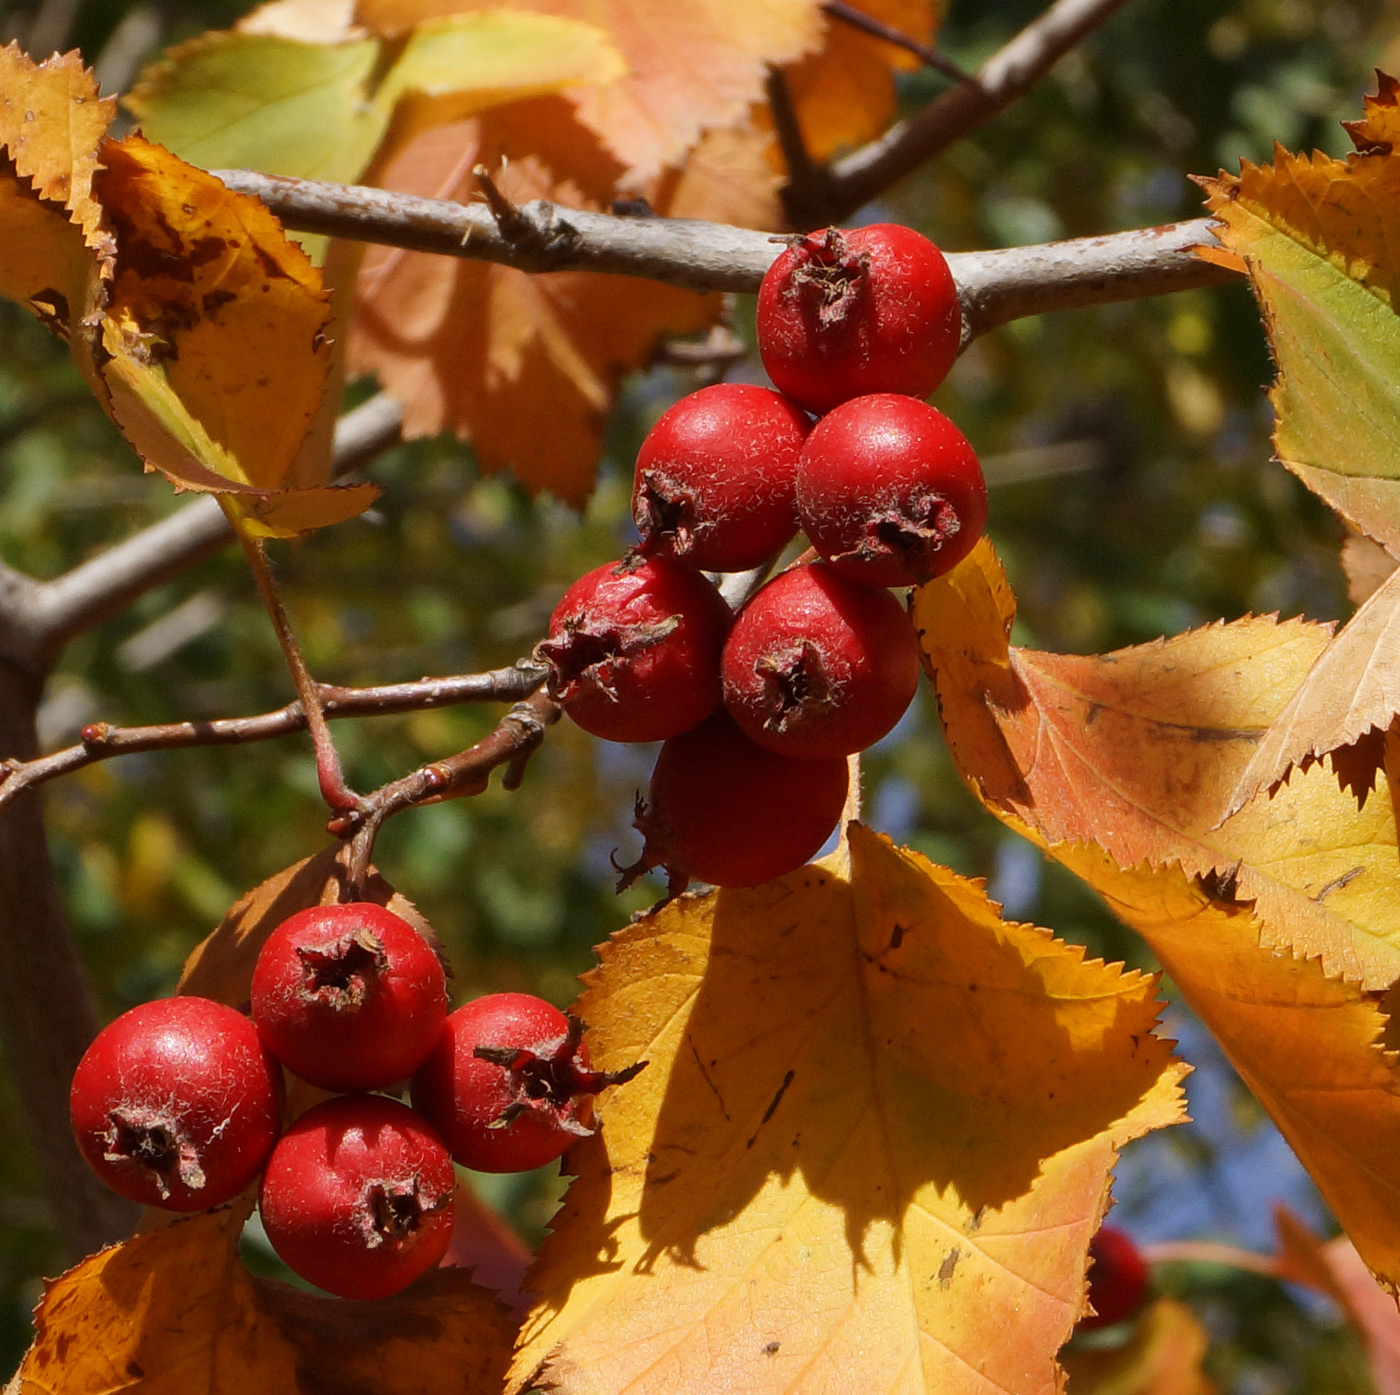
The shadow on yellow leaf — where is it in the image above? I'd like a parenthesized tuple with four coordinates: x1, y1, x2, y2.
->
(14, 1207, 516, 1395)
(512, 823, 1185, 1395)
(914, 538, 1400, 990)
(1061, 1298, 1215, 1395)
(347, 98, 717, 506)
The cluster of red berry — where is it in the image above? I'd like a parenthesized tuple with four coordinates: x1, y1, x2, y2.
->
(69, 902, 638, 1299)
(540, 223, 985, 891)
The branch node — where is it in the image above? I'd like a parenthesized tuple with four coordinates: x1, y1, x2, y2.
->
(473, 165, 581, 262)
(79, 723, 111, 747)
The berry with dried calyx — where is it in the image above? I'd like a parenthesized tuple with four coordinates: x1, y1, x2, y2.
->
(1078, 1224, 1150, 1330)
(539, 556, 732, 743)
(258, 1094, 456, 1300)
(250, 901, 448, 1092)
(410, 993, 643, 1173)
(70, 996, 283, 1211)
(632, 383, 809, 572)
(721, 562, 920, 759)
(757, 224, 961, 415)
(621, 711, 849, 891)
(797, 393, 987, 588)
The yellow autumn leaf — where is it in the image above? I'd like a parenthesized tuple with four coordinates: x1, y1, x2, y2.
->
(85, 135, 377, 537)
(512, 823, 1186, 1395)
(1048, 846, 1400, 1294)
(914, 539, 1400, 991)
(13, 1208, 515, 1395)
(0, 45, 113, 335)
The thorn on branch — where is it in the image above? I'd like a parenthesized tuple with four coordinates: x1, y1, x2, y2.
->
(472, 165, 581, 263)
(821, 1, 972, 83)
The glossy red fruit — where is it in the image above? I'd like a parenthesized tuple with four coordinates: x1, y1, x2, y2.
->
(538, 556, 732, 743)
(722, 562, 919, 759)
(1078, 1224, 1150, 1330)
(797, 393, 987, 587)
(258, 1094, 455, 1300)
(250, 902, 448, 1092)
(411, 994, 640, 1173)
(70, 996, 283, 1211)
(623, 711, 849, 890)
(757, 224, 961, 414)
(632, 383, 809, 572)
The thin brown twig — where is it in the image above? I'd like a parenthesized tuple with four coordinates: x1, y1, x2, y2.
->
(328, 689, 563, 838)
(765, 68, 822, 190)
(0, 662, 549, 812)
(821, 2, 971, 82)
(792, 0, 1133, 225)
(232, 520, 362, 814)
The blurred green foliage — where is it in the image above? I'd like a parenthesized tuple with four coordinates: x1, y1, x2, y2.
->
(1, 0, 1395, 1383)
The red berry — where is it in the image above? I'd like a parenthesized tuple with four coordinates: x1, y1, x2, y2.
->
(623, 711, 849, 890)
(721, 562, 919, 759)
(757, 224, 961, 414)
(538, 556, 732, 743)
(1078, 1224, 1150, 1330)
(250, 902, 448, 1092)
(258, 1095, 455, 1300)
(632, 384, 809, 572)
(70, 996, 283, 1212)
(797, 393, 987, 587)
(411, 994, 640, 1173)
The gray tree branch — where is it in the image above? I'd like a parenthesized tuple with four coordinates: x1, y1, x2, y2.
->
(801, 0, 1134, 224)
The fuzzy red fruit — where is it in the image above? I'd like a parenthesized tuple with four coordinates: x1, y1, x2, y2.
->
(623, 711, 848, 890)
(632, 383, 809, 572)
(258, 1094, 455, 1300)
(757, 224, 961, 414)
(411, 994, 639, 1173)
(250, 902, 448, 1092)
(1078, 1224, 1150, 1330)
(538, 556, 732, 743)
(722, 562, 919, 759)
(797, 393, 987, 587)
(70, 996, 283, 1212)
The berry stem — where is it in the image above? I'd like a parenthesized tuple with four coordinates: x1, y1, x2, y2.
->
(226, 507, 363, 817)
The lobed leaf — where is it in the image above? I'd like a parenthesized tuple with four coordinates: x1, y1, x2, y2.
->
(513, 823, 1185, 1395)
(13, 1208, 515, 1395)
(914, 539, 1400, 990)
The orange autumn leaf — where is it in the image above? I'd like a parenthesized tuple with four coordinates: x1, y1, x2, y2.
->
(353, 0, 825, 188)
(86, 136, 377, 537)
(0, 45, 113, 337)
(512, 823, 1186, 1395)
(782, 0, 943, 164)
(1226, 565, 1400, 816)
(13, 1207, 515, 1395)
(1060, 1298, 1215, 1395)
(913, 538, 1400, 991)
(1047, 847, 1400, 1294)
(348, 98, 716, 506)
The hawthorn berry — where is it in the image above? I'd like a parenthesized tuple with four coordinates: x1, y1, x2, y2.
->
(411, 993, 641, 1173)
(70, 996, 283, 1211)
(721, 562, 919, 759)
(757, 224, 961, 415)
(1078, 1224, 1150, 1330)
(631, 383, 809, 572)
(538, 555, 732, 743)
(797, 393, 987, 587)
(258, 1094, 455, 1301)
(622, 711, 849, 890)
(250, 901, 448, 1092)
